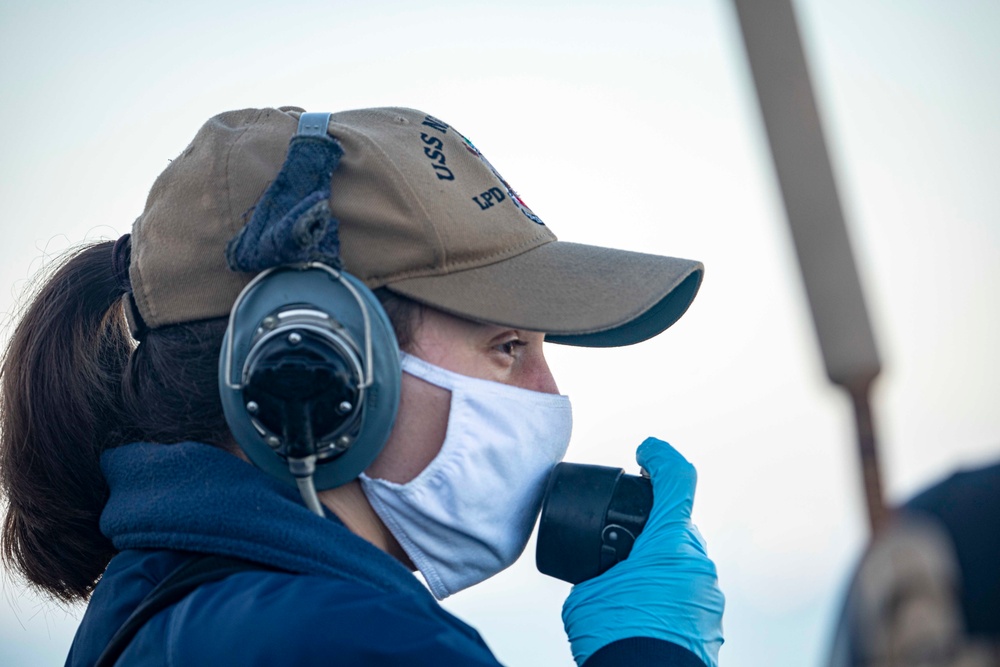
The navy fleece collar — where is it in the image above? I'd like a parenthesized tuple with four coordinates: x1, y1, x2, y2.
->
(100, 441, 429, 599)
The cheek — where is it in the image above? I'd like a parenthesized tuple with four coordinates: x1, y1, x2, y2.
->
(364, 373, 451, 484)
(411, 337, 484, 379)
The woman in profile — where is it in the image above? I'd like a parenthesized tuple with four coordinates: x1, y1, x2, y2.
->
(1, 106, 724, 666)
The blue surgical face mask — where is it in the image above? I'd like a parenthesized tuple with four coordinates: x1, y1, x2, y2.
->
(360, 352, 573, 599)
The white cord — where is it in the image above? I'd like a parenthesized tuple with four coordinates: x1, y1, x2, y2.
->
(288, 455, 325, 517)
(296, 475, 325, 517)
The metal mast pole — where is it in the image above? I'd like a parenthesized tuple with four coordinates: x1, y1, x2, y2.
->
(732, 0, 888, 534)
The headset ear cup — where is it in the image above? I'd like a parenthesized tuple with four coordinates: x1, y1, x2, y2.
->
(219, 266, 401, 490)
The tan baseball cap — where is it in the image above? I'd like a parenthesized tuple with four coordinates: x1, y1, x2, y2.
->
(129, 106, 702, 347)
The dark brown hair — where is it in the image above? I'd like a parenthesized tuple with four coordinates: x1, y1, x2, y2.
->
(0, 242, 421, 602)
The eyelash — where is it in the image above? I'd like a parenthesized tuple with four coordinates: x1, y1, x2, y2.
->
(497, 339, 527, 357)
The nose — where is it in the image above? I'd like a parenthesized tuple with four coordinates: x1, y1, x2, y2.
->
(526, 347, 560, 395)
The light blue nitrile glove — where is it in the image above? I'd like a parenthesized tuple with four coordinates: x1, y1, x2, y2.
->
(561, 437, 725, 667)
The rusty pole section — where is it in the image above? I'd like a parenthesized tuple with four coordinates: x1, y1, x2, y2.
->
(731, 0, 888, 534)
(848, 380, 887, 533)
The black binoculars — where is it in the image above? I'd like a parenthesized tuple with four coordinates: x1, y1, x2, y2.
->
(536, 462, 654, 584)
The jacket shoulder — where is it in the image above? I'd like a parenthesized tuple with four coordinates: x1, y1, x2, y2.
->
(123, 569, 503, 666)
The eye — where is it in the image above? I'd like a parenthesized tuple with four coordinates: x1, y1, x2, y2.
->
(497, 338, 527, 358)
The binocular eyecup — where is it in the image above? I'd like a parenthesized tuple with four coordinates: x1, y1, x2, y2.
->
(536, 462, 653, 584)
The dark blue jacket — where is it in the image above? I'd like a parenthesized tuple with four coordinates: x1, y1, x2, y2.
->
(67, 441, 703, 667)
(66, 441, 502, 666)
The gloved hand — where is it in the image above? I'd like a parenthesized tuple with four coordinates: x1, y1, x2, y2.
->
(561, 437, 725, 667)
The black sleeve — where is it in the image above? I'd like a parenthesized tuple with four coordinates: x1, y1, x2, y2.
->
(582, 637, 706, 667)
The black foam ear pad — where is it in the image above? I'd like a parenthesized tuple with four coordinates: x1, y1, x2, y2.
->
(219, 265, 401, 490)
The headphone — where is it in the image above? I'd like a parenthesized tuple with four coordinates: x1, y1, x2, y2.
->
(217, 113, 401, 515)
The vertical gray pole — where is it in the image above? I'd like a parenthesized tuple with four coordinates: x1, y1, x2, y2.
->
(731, 0, 887, 534)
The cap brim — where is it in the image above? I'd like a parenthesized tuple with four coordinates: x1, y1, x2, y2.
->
(386, 241, 703, 348)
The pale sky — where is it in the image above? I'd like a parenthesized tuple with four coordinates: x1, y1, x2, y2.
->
(1, 1, 998, 666)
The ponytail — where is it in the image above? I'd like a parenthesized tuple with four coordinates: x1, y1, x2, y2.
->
(0, 244, 426, 603)
(1, 241, 132, 602)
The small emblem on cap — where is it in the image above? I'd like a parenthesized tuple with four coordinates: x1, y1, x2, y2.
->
(461, 135, 545, 226)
